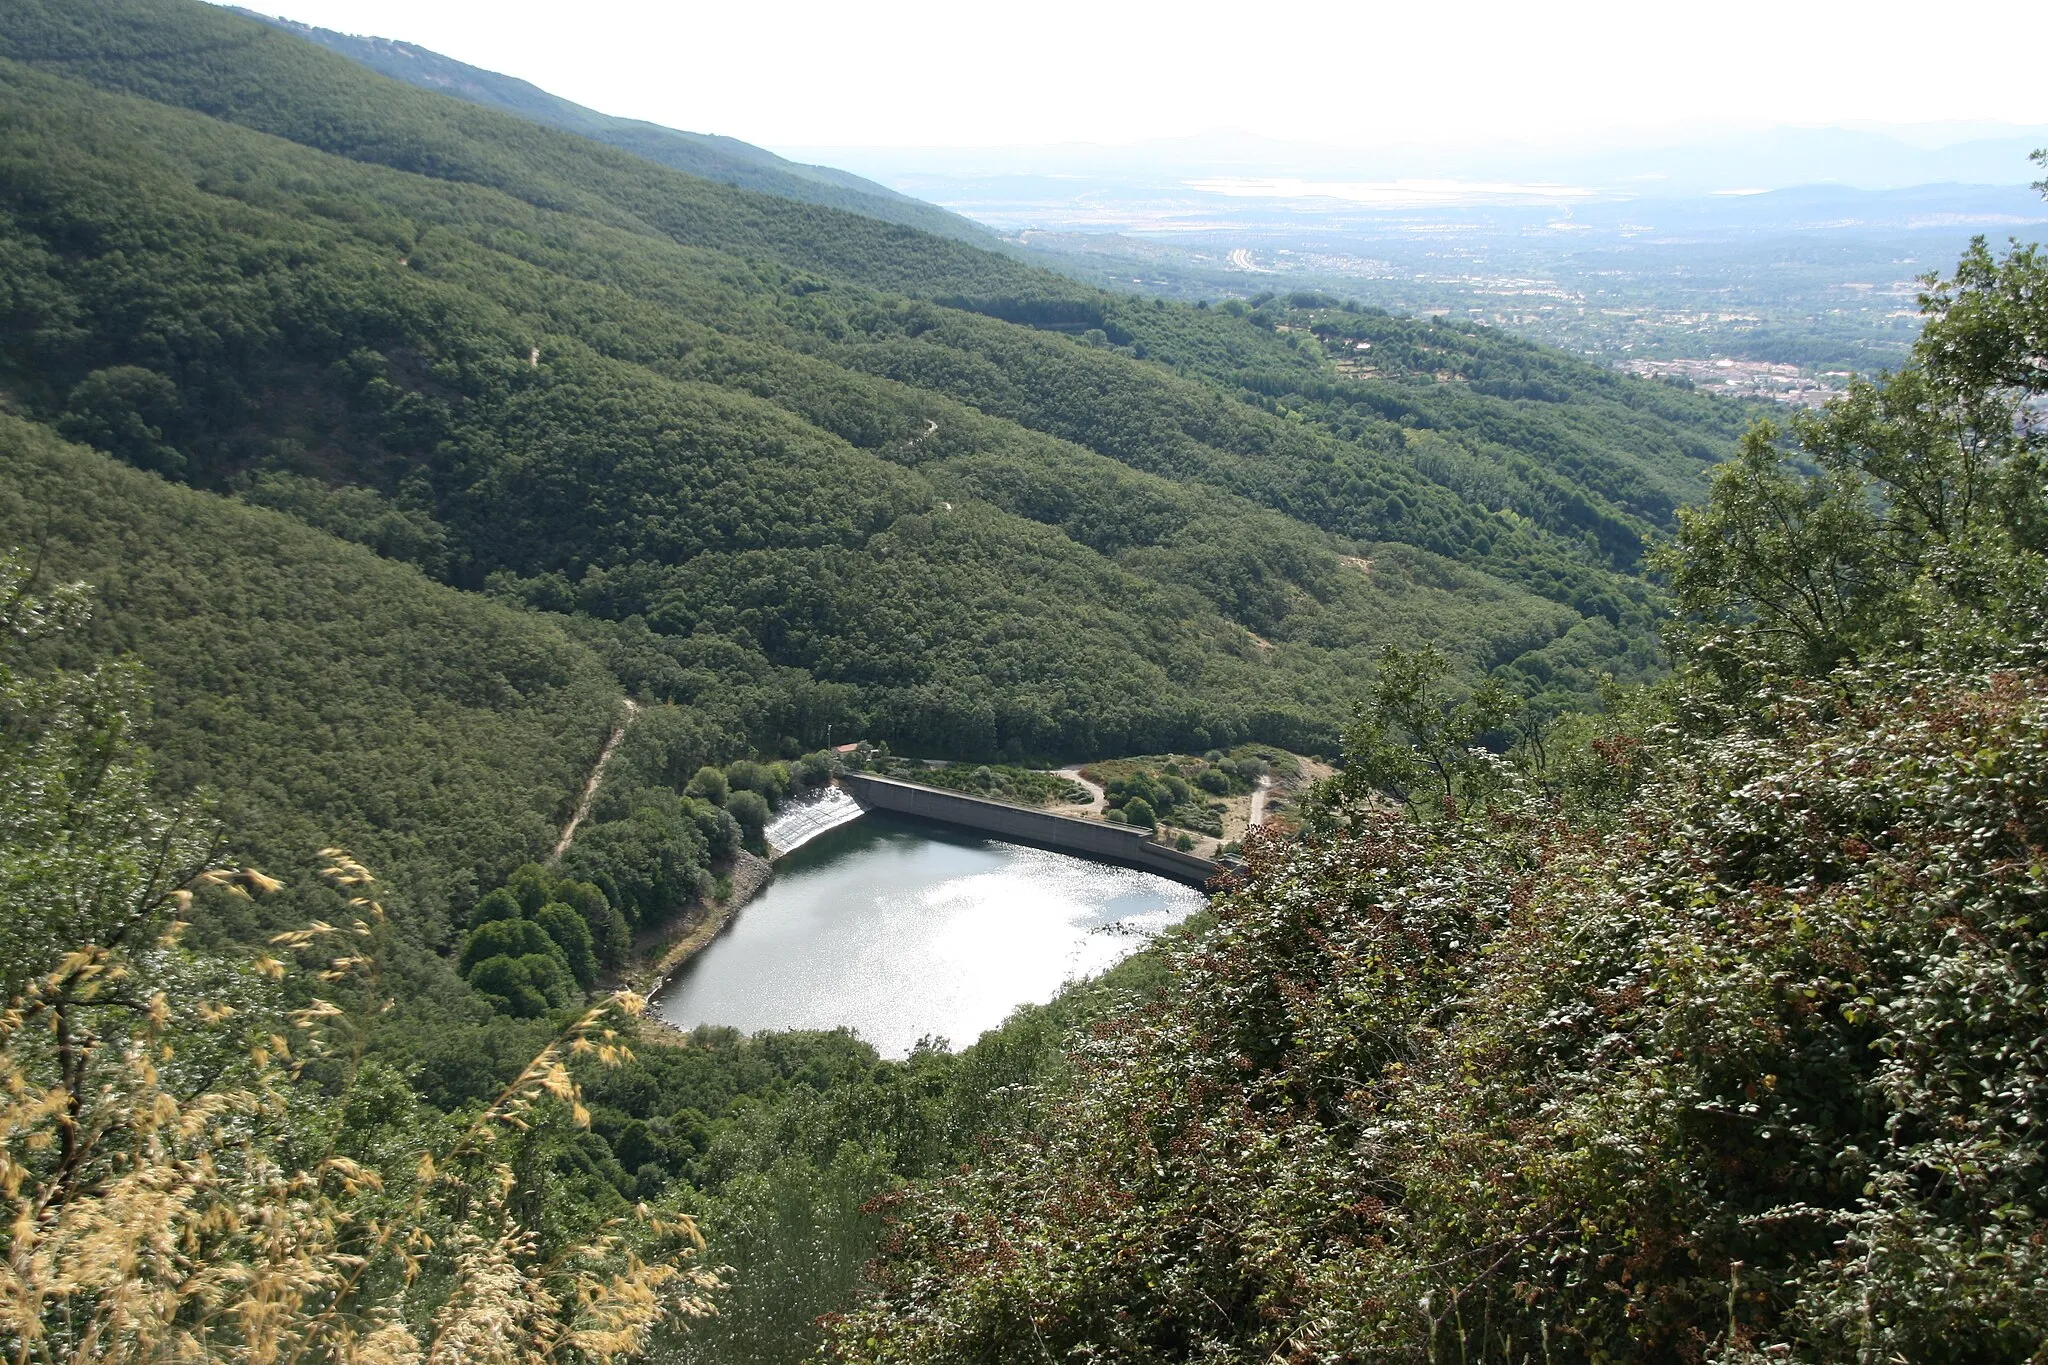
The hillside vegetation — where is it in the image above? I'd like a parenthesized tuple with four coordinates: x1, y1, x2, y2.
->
(0, 216, 2035, 1361)
(0, 413, 621, 941)
(0, 0, 1758, 756)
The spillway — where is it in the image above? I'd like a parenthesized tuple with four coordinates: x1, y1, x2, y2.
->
(763, 783, 866, 856)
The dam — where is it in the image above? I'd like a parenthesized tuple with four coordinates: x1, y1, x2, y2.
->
(833, 772, 1222, 885)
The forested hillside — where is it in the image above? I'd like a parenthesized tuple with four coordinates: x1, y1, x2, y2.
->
(0, 0, 1757, 1124)
(0, 414, 623, 930)
(0, 0, 2041, 1358)
(0, 0, 1757, 754)
(0, 417, 1039, 1362)
(1, 216, 2036, 1361)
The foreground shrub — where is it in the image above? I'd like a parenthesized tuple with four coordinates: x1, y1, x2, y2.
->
(0, 559, 715, 1362)
(832, 669, 2048, 1361)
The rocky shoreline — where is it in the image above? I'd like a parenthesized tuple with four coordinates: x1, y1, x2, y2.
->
(623, 849, 775, 1040)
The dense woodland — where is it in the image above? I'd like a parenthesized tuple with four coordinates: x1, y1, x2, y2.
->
(0, 0, 2040, 1359)
(0, 0, 1763, 755)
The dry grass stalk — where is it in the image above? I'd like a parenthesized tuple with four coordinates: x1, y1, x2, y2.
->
(0, 853, 716, 1364)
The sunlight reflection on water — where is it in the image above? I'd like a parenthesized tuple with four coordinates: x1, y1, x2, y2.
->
(651, 815, 1205, 1057)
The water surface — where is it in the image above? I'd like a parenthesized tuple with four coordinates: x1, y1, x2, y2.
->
(653, 815, 1204, 1056)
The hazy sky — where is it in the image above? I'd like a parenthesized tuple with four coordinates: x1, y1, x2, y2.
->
(223, 0, 2048, 151)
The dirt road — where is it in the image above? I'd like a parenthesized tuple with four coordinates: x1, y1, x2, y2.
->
(1248, 774, 1273, 829)
(552, 698, 638, 860)
(1056, 765, 1106, 816)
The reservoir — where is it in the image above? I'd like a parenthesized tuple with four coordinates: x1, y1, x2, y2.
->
(651, 812, 1206, 1057)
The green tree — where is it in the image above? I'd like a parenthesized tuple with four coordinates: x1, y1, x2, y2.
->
(470, 885, 522, 927)
(1665, 233, 2047, 690)
(725, 759, 785, 800)
(459, 916, 560, 975)
(1312, 642, 1520, 820)
(692, 799, 742, 861)
(687, 765, 730, 805)
(535, 900, 598, 989)
(1663, 421, 1894, 678)
(556, 877, 630, 970)
(467, 951, 575, 1017)
(564, 796, 711, 928)
(0, 557, 219, 997)
(505, 861, 555, 915)
(727, 789, 771, 843)
(56, 366, 186, 478)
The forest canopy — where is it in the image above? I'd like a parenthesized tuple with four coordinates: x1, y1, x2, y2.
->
(0, 0, 1760, 761)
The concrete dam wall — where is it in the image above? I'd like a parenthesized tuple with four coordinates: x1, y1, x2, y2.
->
(837, 772, 1222, 887)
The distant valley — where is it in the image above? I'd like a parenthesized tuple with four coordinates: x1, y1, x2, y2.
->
(217, 13, 2038, 378)
(802, 130, 2048, 374)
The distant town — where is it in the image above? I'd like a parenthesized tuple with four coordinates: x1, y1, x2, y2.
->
(1619, 356, 1852, 406)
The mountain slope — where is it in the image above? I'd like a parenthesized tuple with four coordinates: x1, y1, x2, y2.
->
(0, 0, 1040, 298)
(0, 0, 1753, 751)
(0, 47, 1579, 755)
(231, 9, 1000, 247)
(0, 412, 621, 942)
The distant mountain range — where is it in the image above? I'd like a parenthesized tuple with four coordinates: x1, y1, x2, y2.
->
(219, 15, 2047, 258)
(821, 171, 2048, 239)
(232, 9, 1000, 246)
(790, 124, 2048, 202)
